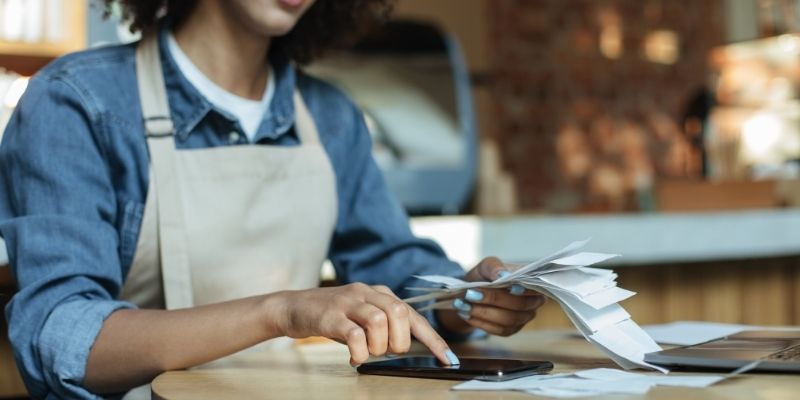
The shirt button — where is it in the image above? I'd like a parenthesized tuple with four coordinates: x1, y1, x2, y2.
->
(228, 131, 240, 143)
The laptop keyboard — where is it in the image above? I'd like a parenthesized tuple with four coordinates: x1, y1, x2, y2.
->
(765, 345, 800, 361)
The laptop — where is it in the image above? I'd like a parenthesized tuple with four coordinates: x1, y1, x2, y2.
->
(644, 330, 800, 372)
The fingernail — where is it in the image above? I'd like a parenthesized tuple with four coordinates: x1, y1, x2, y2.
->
(509, 284, 525, 296)
(445, 349, 461, 366)
(458, 310, 471, 320)
(497, 270, 511, 279)
(465, 289, 484, 302)
(453, 298, 472, 312)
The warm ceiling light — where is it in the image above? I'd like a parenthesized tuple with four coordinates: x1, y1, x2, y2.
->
(741, 113, 782, 163)
(600, 26, 623, 59)
(598, 8, 623, 59)
(644, 30, 680, 64)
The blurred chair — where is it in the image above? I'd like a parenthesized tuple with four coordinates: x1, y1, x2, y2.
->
(308, 20, 478, 215)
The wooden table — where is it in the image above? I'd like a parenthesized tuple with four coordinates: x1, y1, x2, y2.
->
(151, 330, 800, 399)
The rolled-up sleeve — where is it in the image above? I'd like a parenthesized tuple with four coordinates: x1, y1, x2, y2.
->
(0, 74, 135, 399)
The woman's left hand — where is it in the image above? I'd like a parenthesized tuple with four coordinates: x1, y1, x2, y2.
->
(435, 257, 547, 336)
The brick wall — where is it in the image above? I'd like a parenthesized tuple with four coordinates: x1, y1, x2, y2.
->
(488, 0, 725, 212)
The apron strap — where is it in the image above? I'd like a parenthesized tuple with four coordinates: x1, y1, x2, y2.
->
(293, 92, 321, 145)
(136, 30, 175, 137)
(135, 31, 194, 309)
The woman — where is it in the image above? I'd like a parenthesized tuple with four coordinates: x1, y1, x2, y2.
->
(0, 0, 546, 398)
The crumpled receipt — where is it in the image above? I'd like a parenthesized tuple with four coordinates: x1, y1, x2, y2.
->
(453, 368, 728, 398)
(404, 239, 665, 371)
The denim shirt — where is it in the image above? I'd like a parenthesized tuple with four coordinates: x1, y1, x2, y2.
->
(0, 27, 464, 399)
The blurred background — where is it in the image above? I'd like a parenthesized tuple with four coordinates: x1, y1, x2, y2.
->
(2, 0, 800, 397)
(1, 0, 800, 214)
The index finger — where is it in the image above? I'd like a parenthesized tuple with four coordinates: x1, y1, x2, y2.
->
(407, 307, 460, 366)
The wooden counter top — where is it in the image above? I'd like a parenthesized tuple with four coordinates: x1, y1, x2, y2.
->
(151, 330, 800, 400)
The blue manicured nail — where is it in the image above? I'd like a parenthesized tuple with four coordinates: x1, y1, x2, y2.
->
(453, 298, 472, 312)
(465, 289, 484, 302)
(509, 284, 525, 296)
(458, 311, 471, 320)
(498, 270, 511, 279)
(445, 349, 461, 366)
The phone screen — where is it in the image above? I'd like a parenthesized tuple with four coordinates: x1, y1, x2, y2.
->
(356, 356, 553, 381)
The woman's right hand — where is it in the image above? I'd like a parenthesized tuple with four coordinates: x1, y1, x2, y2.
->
(272, 283, 458, 366)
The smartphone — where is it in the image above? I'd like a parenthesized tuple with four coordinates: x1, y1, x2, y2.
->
(356, 356, 553, 381)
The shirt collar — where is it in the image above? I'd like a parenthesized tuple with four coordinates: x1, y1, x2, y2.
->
(156, 24, 297, 142)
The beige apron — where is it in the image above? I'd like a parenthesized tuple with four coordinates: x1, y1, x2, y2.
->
(119, 31, 338, 321)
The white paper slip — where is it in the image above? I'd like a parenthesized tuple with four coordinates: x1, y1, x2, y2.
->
(578, 266, 616, 277)
(572, 367, 645, 380)
(411, 275, 467, 288)
(649, 375, 725, 387)
(497, 239, 593, 282)
(524, 387, 648, 398)
(538, 269, 616, 297)
(551, 292, 631, 333)
(545, 378, 654, 396)
(451, 373, 570, 391)
(617, 319, 661, 353)
(453, 367, 727, 398)
(587, 320, 666, 372)
(550, 252, 620, 267)
(577, 286, 636, 310)
(642, 321, 754, 346)
(586, 329, 652, 371)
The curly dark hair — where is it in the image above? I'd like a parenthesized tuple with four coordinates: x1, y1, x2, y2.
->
(103, 0, 394, 64)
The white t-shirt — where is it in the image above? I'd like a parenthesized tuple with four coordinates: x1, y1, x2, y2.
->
(167, 32, 275, 142)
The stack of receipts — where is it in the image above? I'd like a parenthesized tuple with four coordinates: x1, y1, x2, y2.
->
(404, 239, 666, 372)
(453, 368, 726, 398)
